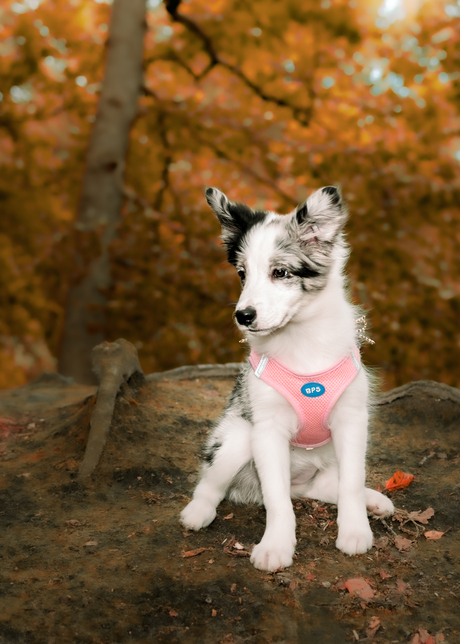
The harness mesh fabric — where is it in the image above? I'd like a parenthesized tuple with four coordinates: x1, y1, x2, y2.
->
(249, 347, 361, 450)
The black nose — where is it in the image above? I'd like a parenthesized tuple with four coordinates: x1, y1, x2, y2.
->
(235, 306, 257, 327)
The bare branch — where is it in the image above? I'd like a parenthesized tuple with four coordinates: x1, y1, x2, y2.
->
(164, 0, 315, 127)
(194, 134, 298, 206)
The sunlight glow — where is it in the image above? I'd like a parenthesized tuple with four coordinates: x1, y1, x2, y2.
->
(11, 0, 41, 13)
(10, 85, 33, 103)
(378, 0, 405, 21)
(445, 3, 460, 17)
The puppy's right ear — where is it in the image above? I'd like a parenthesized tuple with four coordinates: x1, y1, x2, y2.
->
(205, 187, 241, 244)
(206, 187, 232, 225)
(205, 188, 266, 263)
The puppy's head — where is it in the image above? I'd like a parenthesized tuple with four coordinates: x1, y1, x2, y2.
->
(206, 186, 348, 335)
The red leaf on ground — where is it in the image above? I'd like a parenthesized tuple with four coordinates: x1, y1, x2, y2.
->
(0, 418, 22, 438)
(396, 579, 410, 594)
(366, 616, 381, 639)
(169, 609, 178, 617)
(424, 531, 445, 540)
(344, 577, 375, 600)
(410, 627, 445, 643)
(394, 536, 412, 552)
(384, 470, 415, 491)
(182, 547, 206, 557)
(409, 508, 434, 524)
(379, 569, 391, 579)
(304, 572, 316, 581)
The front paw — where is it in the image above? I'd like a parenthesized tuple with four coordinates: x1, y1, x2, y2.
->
(180, 498, 216, 531)
(250, 537, 295, 571)
(336, 521, 373, 555)
(366, 489, 395, 517)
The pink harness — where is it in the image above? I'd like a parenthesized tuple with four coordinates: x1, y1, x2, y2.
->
(249, 347, 361, 450)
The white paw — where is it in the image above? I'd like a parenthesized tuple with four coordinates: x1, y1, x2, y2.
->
(366, 489, 395, 517)
(336, 521, 373, 555)
(250, 537, 295, 571)
(180, 498, 216, 531)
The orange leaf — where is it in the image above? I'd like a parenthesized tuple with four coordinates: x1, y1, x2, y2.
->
(182, 547, 206, 557)
(344, 577, 374, 600)
(424, 531, 444, 540)
(366, 616, 381, 639)
(384, 470, 415, 491)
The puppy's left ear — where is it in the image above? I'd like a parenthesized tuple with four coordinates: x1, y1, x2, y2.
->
(294, 186, 347, 244)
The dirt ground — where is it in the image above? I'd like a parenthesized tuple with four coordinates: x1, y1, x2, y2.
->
(0, 368, 459, 644)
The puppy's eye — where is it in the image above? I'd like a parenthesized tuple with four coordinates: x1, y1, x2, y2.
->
(273, 268, 289, 279)
(237, 269, 246, 282)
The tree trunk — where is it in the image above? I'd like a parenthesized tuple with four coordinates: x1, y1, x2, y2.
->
(58, 0, 147, 384)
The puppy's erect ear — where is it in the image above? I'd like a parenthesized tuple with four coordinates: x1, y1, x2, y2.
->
(205, 187, 266, 253)
(293, 186, 347, 245)
(205, 187, 234, 231)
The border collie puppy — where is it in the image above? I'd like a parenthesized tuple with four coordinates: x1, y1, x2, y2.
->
(181, 186, 394, 571)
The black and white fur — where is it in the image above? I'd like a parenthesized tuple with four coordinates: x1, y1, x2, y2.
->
(181, 186, 394, 571)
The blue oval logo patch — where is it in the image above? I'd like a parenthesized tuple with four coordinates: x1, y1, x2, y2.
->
(301, 383, 325, 397)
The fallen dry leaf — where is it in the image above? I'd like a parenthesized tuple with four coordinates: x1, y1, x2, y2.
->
(169, 609, 178, 617)
(408, 508, 434, 524)
(384, 470, 415, 492)
(223, 536, 251, 557)
(411, 627, 445, 643)
(396, 579, 410, 594)
(84, 541, 98, 547)
(344, 577, 375, 600)
(366, 615, 381, 639)
(395, 536, 412, 552)
(223, 513, 234, 520)
(182, 547, 206, 558)
(373, 536, 389, 550)
(424, 531, 445, 540)
(379, 569, 391, 580)
(304, 572, 316, 581)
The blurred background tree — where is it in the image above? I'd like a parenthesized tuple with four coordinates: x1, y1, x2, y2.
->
(0, 0, 459, 389)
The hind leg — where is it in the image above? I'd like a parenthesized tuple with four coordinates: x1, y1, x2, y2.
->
(180, 416, 252, 531)
(293, 463, 394, 517)
(291, 464, 339, 503)
(365, 488, 394, 517)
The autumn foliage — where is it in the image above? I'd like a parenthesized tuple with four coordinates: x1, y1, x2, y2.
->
(1, 0, 460, 388)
